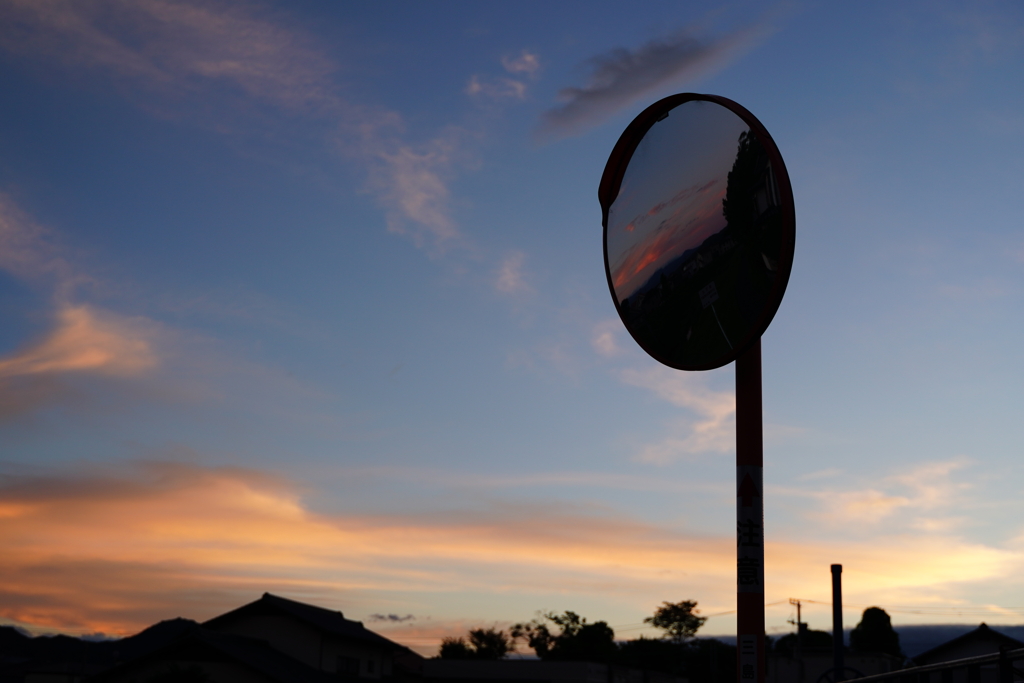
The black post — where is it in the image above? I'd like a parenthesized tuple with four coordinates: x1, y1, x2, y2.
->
(999, 646, 1012, 683)
(832, 564, 844, 682)
(736, 339, 765, 683)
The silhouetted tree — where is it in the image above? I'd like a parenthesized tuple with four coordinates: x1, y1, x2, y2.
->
(645, 600, 707, 643)
(850, 607, 901, 657)
(721, 130, 763, 232)
(511, 616, 554, 658)
(511, 611, 617, 662)
(439, 636, 474, 659)
(439, 628, 514, 660)
(467, 628, 514, 659)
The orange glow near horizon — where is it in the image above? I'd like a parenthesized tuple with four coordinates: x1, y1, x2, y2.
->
(1, 461, 1022, 647)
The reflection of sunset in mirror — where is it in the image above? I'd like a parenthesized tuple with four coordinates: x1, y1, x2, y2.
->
(606, 102, 748, 302)
(610, 179, 725, 297)
(603, 95, 792, 370)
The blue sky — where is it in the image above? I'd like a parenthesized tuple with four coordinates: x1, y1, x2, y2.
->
(1, 0, 1024, 654)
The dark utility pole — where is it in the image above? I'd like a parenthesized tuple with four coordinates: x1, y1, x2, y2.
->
(789, 599, 804, 683)
(831, 564, 844, 682)
(736, 339, 764, 683)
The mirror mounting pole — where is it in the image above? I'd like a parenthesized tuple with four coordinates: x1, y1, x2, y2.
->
(736, 338, 765, 683)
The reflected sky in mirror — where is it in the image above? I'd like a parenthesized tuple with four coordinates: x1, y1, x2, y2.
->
(607, 101, 749, 303)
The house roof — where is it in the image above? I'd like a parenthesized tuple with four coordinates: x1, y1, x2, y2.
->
(912, 624, 1024, 665)
(203, 593, 415, 654)
(90, 627, 343, 683)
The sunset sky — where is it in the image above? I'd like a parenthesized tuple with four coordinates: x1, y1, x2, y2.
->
(2, 0, 1024, 656)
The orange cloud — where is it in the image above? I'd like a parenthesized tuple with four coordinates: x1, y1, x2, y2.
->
(0, 305, 157, 379)
(0, 193, 157, 383)
(0, 461, 736, 636)
(2, 461, 1023, 647)
(0, 304, 160, 420)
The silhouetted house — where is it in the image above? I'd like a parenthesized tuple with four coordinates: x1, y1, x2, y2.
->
(912, 624, 1024, 666)
(90, 627, 339, 683)
(0, 593, 424, 683)
(423, 660, 685, 683)
(201, 593, 423, 680)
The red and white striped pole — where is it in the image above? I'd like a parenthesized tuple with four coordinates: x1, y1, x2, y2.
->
(736, 338, 764, 683)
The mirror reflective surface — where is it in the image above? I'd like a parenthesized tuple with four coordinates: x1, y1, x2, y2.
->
(603, 96, 793, 370)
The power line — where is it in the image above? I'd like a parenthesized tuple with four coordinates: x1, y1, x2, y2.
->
(609, 598, 1024, 637)
(775, 599, 1024, 618)
(612, 600, 791, 631)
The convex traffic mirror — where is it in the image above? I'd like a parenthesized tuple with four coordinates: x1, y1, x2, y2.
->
(600, 94, 795, 371)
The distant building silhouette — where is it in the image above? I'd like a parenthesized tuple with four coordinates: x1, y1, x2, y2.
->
(912, 623, 1024, 666)
(0, 593, 424, 683)
(202, 592, 417, 679)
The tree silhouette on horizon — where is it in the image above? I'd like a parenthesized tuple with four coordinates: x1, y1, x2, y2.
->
(511, 611, 617, 662)
(645, 600, 708, 644)
(439, 628, 514, 660)
(850, 607, 902, 657)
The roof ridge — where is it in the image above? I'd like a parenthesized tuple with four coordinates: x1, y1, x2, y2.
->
(261, 593, 346, 619)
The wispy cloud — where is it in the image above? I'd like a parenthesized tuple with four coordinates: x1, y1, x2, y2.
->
(0, 193, 79, 292)
(2, 460, 1021, 642)
(495, 251, 531, 294)
(942, 4, 1024, 64)
(1, 1, 472, 256)
(619, 366, 735, 462)
(502, 51, 541, 76)
(812, 458, 975, 532)
(465, 50, 542, 105)
(360, 127, 465, 252)
(466, 75, 527, 100)
(332, 465, 729, 497)
(0, 305, 157, 379)
(591, 319, 624, 357)
(0, 0, 338, 112)
(466, 50, 540, 102)
(0, 194, 165, 418)
(538, 26, 763, 140)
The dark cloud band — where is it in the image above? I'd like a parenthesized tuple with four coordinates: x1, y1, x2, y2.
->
(537, 27, 760, 140)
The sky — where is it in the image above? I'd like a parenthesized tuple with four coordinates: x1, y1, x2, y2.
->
(1, 0, 1024, 657)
